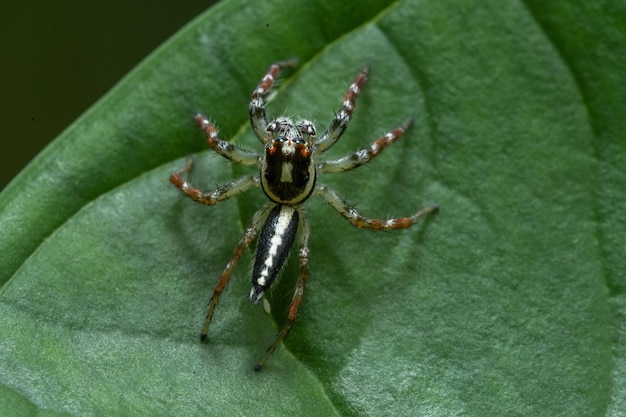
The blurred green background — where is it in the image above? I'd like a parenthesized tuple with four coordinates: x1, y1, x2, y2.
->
(0, 1, 218, 190)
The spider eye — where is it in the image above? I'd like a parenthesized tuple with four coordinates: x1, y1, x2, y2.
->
(274, 136, 305, 145)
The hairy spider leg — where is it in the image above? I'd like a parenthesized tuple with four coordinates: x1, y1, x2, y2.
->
(201, 205, 270, 340)
(315, 65, 369, 153)
(249, 59, 298, 144)
(313, 185, 438, 230)
(170, 162, 260, 206)
(255, 212, 311, 371)
(318, 118, 413, 173)
(194, 115, 260, 165)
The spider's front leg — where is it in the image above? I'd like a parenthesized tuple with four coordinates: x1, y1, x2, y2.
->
(314, 185, 438, 230)
(249, 59, 298, 144)
(255, 213, 311, 371)
(315, 65, 369, 153)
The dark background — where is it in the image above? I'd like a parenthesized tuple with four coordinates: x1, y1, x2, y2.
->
(0, 1, 218, 190)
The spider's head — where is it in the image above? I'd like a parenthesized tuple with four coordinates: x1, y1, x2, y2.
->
(260, 117, 317, 205)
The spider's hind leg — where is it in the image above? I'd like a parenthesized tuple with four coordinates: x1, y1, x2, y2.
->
(201, 205, 269, 340)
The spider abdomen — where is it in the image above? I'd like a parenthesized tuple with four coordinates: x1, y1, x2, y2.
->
(249, 205, 299, 304)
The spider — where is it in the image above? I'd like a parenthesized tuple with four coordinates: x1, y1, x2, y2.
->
(170, 59, 438, 371)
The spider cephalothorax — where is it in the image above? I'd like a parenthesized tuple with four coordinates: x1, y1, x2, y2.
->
(170, 60, 438, 371)
(261, 117, 316, 205)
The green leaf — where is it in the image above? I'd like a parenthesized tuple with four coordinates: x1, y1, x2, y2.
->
(1, 0, 624, 416)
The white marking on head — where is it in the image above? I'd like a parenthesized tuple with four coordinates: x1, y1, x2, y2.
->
(281, 141, 295, 155)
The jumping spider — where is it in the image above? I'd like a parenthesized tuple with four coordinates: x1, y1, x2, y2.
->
(170, 60, 438, 371)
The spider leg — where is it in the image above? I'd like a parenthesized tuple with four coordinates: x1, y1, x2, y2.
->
(201, 204, 270, 341)
(314, 185, 438, 230)
(255, 212, 311, 371)
(195, 114, 260, 165)
(249, 59, 298, 144)
(318, 119, 412, 173)
(170, 157, 260, 205)
(315, 66, 369, 153)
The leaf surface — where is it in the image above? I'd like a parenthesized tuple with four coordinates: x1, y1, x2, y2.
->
(1, 0, 624, 416)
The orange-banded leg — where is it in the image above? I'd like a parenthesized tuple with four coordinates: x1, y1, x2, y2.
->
(313, 185, 438, 230)
(315, 65, 370, 153)
(169, 157, 260, 206)
(200, 204, 270, 340)
(318, 119, 413, 173)
(194, 115, 261, 165)
(249, 59, 298, 144)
